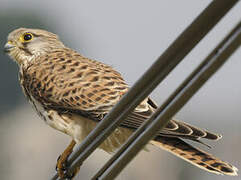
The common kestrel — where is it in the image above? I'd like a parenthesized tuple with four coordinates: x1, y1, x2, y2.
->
(4, 28, 238, 179)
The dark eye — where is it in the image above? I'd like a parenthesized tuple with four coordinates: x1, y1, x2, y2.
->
(23, 33, 33, 41)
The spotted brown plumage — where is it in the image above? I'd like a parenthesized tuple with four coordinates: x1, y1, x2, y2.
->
(4, 28, 238, 178)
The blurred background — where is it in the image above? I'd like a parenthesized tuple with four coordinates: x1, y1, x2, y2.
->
(0, 0, 240, 179)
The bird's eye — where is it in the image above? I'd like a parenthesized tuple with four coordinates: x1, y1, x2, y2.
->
(22, 33, 33, 41)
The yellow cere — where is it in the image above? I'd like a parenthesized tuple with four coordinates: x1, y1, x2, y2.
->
(7, 40, 13, 45)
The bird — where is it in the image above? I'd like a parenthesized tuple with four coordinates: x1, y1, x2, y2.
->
(4, 28, 238, 179)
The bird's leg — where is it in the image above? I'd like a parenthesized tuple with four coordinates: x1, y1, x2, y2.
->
(56, 140, 79, 179)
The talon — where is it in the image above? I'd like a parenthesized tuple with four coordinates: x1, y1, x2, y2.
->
(57, 154, 61, 161)
(66, 172, 75, 180)
(65, 167, 80, 180)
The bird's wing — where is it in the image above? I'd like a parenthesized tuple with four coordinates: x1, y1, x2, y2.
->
(23, 49, 220, 141)
(122, 98, 221, 141)
(22, 48, 129, 120)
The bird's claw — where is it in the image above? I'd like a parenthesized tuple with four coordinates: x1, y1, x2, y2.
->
(56, 154, 79, 180)
(56, 154, 70, 179)
(56, 155, 67, 171)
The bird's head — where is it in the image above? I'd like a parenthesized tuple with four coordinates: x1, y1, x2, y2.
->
(4, 28, 65, 66)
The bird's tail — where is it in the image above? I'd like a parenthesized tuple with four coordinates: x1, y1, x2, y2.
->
(151, 137, 238, 176)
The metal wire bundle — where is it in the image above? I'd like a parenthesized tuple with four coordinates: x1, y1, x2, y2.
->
(52, 0, 241, 179)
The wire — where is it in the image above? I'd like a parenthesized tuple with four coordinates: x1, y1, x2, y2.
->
(93, 20, 241, 180)
(51, 0, 239, 179)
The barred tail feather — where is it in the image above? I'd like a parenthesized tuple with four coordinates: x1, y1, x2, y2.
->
(151, 137, 238, 176)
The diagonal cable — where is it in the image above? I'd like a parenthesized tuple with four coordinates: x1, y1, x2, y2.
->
(93, 20, 241, 180)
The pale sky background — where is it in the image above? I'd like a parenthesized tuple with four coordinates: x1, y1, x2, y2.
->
(0, 1, 240, 180)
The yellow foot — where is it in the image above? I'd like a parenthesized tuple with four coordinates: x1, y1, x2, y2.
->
(56, 140, 79, 179)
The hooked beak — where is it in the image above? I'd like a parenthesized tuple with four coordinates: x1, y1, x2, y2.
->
(4, 42, 15, 53)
